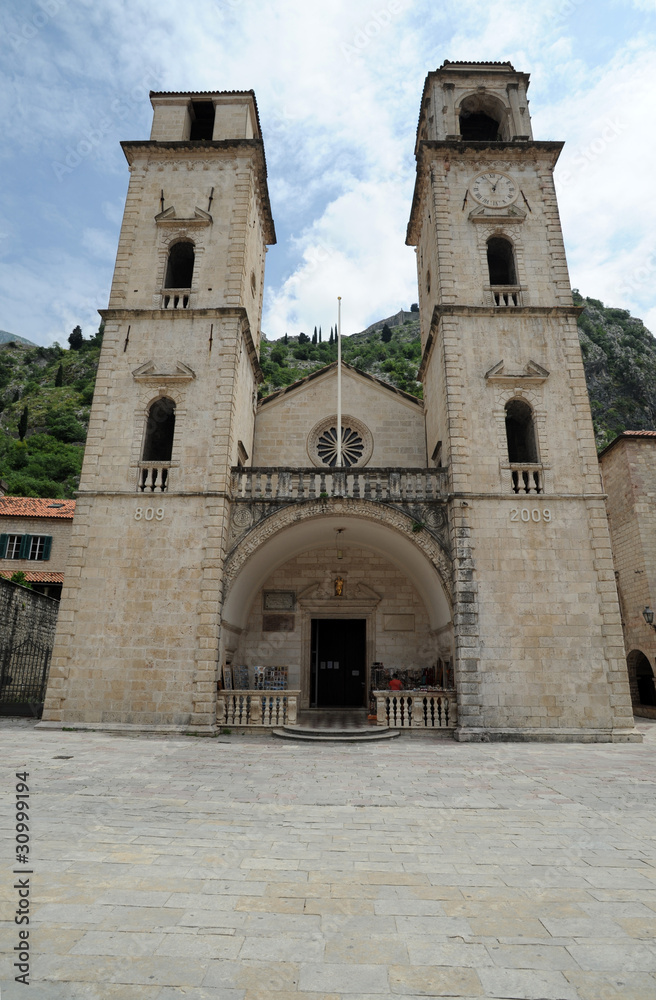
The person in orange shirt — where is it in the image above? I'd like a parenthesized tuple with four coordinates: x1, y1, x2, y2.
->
(388, 674, 403, 691)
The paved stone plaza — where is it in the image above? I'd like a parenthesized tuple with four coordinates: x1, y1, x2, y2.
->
(2, 719, 656, 1000)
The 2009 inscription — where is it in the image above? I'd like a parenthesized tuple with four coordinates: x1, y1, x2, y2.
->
(510, 508, 552, 523)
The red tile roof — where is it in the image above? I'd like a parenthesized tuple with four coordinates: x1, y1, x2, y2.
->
(0, 497, 75, 519)
(0, 571, 64, 583)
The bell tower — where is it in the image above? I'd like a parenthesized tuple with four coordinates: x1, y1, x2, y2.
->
(42, 90, 275, 730)
(408, 61, 636, 741)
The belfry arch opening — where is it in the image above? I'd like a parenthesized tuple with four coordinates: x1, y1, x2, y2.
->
(487, 236, 517, 286)
(143, 397, 176, 463)
(505, 398, 538, 465)
(165, 241, 195, 289)
(458, 94, 507, 141)
(189, 100, 215, 140)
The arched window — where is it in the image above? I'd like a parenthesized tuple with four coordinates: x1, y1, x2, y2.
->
(505, 399, 538, 464)
(142, 398, 176, 463)
(487, 237, 517, 286)
(165, 242, 195, 289)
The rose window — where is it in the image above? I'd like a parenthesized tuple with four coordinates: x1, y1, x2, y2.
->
(316, 425, 364, 467)
(307, 414, 373, 468)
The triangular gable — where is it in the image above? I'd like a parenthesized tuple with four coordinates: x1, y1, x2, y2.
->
(259, 362, 422, 410)
(132, 360, 196, 381)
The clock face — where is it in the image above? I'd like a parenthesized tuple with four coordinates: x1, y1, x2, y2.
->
(471, 171, 518, 209)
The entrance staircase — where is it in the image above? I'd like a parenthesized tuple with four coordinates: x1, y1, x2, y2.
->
(273, 708, 400, 743)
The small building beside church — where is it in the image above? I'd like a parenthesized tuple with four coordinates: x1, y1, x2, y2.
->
(0, 497, 75, 600)
(600, 431, 656, 713)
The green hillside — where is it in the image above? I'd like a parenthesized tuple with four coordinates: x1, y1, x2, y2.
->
(0, 329, 102, 498)
(1, 297, 655, 497)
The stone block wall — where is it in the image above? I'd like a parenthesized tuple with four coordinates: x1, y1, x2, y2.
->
(601, 436, 656, 692)
(253, 367, 426, 468)
(0, 577, 59, 650)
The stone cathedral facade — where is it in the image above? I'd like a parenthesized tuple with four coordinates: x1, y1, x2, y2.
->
(41, 61, 637, 741)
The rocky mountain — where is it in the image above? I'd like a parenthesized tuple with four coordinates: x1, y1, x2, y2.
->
(0, 296, 655, 496)
(0, 330, 36, 347)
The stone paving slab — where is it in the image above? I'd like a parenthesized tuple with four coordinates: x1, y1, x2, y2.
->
(1, 717, 655, 999)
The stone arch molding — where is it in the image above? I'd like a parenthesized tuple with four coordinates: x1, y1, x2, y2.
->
(491, 383, 549, 472)
(129, 384, 189, 471)
(477, 224, 526, 294)
(222, 498, 453, 631)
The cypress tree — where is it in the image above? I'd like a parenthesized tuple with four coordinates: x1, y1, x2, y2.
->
(68, 325, 84, 350)
(55, 364, 64, 387)
(18, 405, 28, 441)
(318, 326, 322, 343)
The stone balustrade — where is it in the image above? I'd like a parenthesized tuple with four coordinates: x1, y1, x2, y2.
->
(375, 690, 456, 728)
(161, 289, 191, 309)
(490, 285, 522, 307)
(218, 690, 300, 727)
(137, 463, 170, 492)
(231, 467, 449, 503)
(509, 464, 543, 494)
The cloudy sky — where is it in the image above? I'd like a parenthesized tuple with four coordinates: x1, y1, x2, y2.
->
(1, 0, 655, 345)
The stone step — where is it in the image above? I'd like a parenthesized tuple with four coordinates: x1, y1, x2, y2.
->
(272, 726, 401, 743)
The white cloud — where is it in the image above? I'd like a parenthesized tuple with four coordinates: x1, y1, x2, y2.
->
(1, 0, 655, 344)
(265, 177, 416, 338)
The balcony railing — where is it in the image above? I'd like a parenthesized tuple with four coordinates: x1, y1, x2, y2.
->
(490, 285, 522, 307)
(218, 690, 299, 727)
(374, 690, 456, 728)
(138, 463, 171, 492)
(230, 467, 449, 502)
(161, 288, 191, 309)
(509, 464, 543, 494)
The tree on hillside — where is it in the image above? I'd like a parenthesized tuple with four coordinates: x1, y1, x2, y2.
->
(410, 303, 419, 312)
(313, 326, 318, 344)
(381, 324, 393, 343)
(298, 332, 310, 344)
(18, 406, 28, 441)
(68, 326, 84, 351)
(329, 328, 334, 345)
(283, 333, 288, 344)
(318, 326, 322, 343)
(55, 364, 64, 387)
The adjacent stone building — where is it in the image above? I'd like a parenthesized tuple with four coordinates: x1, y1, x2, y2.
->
(0, 497, 75, 600)
(41, 62, 637, 741)
(600, 431, 656, 713)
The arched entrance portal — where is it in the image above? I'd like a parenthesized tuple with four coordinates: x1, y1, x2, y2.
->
(221, 508, 453, 710)
(627, 649, 656, 707)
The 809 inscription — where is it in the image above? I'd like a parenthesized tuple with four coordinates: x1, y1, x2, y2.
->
(134, 507, 164, 521)
(510, 507, 552, 523)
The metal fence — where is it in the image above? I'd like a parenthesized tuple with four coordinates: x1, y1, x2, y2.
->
(0, 637, 52, 717)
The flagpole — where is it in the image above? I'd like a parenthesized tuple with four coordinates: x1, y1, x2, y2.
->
(336, 296, 342, 468)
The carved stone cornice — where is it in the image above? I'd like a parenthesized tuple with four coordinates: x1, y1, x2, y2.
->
(132, 360, 196, 382)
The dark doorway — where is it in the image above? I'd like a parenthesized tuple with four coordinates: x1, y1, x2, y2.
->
(311, 619, 366, 708)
